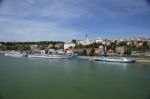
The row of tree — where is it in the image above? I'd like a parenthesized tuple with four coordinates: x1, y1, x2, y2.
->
(0, 41, 64, 51)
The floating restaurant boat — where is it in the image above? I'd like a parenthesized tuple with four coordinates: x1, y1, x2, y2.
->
(95, 56, 135, 63)
(27, 54, 69, 59)
(5, 51, 25, 57)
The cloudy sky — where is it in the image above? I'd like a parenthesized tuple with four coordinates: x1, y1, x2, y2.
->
(0, 0, 150, 41)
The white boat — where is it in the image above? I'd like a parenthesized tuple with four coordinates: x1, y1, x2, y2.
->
(5, 51, 25, 57)
(95, 56, 135, 63)
(27, 54, 68, 59)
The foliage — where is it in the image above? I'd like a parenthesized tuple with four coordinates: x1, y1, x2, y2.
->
(0, 41, 64, 51)
(83, 49, 88, 56)
(71, 39, 77, 44)
(89, 48, 95, 56)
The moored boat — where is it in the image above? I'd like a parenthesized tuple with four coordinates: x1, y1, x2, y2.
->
(95, 56, 135, 63)
(5, 51, 25, 57)
(27, 54, 68, 59)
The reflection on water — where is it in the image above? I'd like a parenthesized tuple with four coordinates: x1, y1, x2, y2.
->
(0, 93, 3, 99)
(97, 61, 128, 66)
(0, 55, 150, 99)
(147, 94, 150, 99)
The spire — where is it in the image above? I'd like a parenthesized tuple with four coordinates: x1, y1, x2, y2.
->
(86, 33, 88, 41)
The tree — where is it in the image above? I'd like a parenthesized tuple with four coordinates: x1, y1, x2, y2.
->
(0, 45, 6, 50)
(143, 41, 149, 51)
(71, 39, 77, 44)
(118, 41, 127, 46)
(89, 48, 95, 56)
(106, 42, 116, 51)
(83, 49, 87, 56)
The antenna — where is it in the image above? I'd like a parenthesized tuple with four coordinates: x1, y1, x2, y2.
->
(86, 33, 88, 41)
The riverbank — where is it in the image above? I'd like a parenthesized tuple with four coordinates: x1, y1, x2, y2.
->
(1, 51, 150, 63)
(135, 58, 150, 63)
(83, 56, 150, 63)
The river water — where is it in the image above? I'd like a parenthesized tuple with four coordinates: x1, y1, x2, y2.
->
(0, 55, 150, 99)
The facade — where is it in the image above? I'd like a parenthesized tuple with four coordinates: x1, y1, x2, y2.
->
(116, 46, 125, 55)
(79, 40, 93, 46)
(102, 40, 112, 46)
(30, 44, 38, 50)
(56, 49, 65, 55)
(48, 49, 56, 54)
(40, 50, 46, 55)
(95, 38, 103, 43)
(48, 44, 53, 48)
(99, 45, 105, 55)
(107, 49, 115, 56)
(55, 43, 64, 49)
(66, 49, 74, 54)
(95, 48, 101, 55)
(64, 43, 75, 50)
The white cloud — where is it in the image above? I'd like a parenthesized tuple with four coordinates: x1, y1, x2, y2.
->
(0, 0, 150, 41)
(0, 16, 79, 41)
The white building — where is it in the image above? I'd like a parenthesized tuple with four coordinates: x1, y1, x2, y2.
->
(57, 49, 65, 55)
(40, 50, 46, 55)
(95, 38, 103, 43)
(99, 45, 105, 55)
(30, 44, 38, 50)
(64, 43, 75, 50)
(48, 49, 56, 54)
(116, 46, 125, 55)
(79, 40, 93, 46)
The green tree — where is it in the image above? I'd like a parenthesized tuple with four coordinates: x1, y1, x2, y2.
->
(83, 49, 87, 56)
(89, 48, 95, 56)
(143, 41, 149, 51)
(71, 39, 77, 44)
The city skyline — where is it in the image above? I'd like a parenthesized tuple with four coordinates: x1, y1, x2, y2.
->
(0, 0, 150, 41)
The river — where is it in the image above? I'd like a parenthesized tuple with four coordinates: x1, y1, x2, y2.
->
(0, 55, 150, 99)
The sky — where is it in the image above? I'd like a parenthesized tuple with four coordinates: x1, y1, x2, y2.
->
(0, 0, 150, 41)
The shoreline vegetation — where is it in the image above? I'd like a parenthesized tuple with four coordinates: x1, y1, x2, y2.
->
(0, 39, 150, 63)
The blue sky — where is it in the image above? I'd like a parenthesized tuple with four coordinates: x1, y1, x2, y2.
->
(0, 0, 150, 41)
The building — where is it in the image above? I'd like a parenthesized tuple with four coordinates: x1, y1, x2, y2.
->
(56, 49, 65, 55)
(66, 49, 74, 54)
(79, 40, 93, 46)
(30, 44, 38, 50)
(127, 41, 132, 45)
(48, 49, 56, 54)
(106, 49, 115, 56)
(40, 50, 46, 55)
(55, 43, 64, 49)
(95, 48, 101, 55)
(116, 46, 125, 55)
(95, 38, 103, 43)
(99, 45, 105, 55)
(48, 44, 53, 48)
(117, 38, 125, 42)
(102, 40, 112, 46)
(64, 43, 75, 50)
